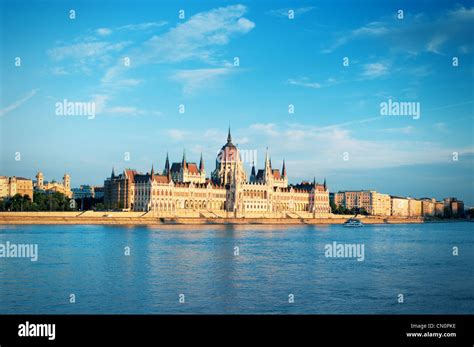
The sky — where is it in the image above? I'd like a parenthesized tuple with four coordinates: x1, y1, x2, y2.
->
(0, 0, 473, 205)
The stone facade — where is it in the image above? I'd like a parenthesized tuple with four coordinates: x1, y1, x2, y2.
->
(443, 197, 465, 217)
(435, 202, 445, 217)
(391, 196, 409, 217)
(34, 172, 72, 198)
(104, 129, 331, 217)
(104, 169, 136, 210)
(421, 198, 436, 217)
(334, 190, 391, 216)
(408, 198, 423, 217)
(0, 176, 34, 200)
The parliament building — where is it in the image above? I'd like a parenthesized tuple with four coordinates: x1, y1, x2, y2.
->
(104, 129, 331, 218)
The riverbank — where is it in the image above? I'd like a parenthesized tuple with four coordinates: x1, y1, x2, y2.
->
(0, 211, 438, 225)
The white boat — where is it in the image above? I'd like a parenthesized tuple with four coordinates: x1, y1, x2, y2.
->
(343, 219, 364, 227)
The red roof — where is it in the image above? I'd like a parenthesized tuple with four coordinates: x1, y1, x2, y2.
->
(187, 163, 199, 174)
(153, 175, 170, 183)
(124, 169, 137, 182)
(315, 184, 326, 192)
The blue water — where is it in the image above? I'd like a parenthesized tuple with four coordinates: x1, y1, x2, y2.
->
(0, 223, 473, 314)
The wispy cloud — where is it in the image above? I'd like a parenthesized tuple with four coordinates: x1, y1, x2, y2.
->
(0, 89, 39, 116)
(287, 78, 321, 89)
(167, 129, 190, 141)
(268, 7, 315, 18)
(157, 121, 471, 177)
(139, 4, 255, 64)
(96, 28, 112, 36)
(118, 22, 167, 31)
(170, 68, 235, 94)
(322, 6, 474, 54)
(96, 21, 167, 36)
(90, 94, 160, 117)
(47, 41, 131, 75)
(47, 41, 130, 61)
(95, 4, 255, 102)
(361, 62, 390, 79)
(382, 126, 416, 135)
(240, 122, 471, 173)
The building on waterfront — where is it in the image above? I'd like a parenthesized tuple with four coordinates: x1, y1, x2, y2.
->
(443, 197, 465, 217)
(0, 176, 34, 200)
(333, 190, 391, 216)
(169, 151, 206, 184)
(390, 196, 409, 217)
(34, 172, 72, 198)
(72, 185, 99, 199)
(420, 198, 436, 217)
(407, 198, 423, 217)
(93, 186, 104, 199)
(104, 129, 331, 217)
(435, 201, 445, 217)
(104, 169, 136, 210)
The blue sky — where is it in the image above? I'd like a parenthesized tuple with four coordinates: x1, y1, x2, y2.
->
(1, 0, 473, 205)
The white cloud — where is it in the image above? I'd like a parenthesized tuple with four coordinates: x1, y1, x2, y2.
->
(361, 63, 390, 78)
(94, 5, 254, 100)
(170, 68, 234, 94)
(0, 89, 39, 116)
(96, 28, 112, 36)
(382, 126, 416, 135)
(268, 7, 315, 18)
(288, 78, 321, 89)
(322, 6, 474, 55)
(157, 121, 470, 179)
(167, 129, 189, 141)
(118, 21, 167, 31)
(47, 41, 130, 61)
(426, 34, 448, 54)
(91, 94, 160, 117)
(105, 106, 160, 116)
(249, 123, 279, 136)
(242, 122, 467, 173)
(95, 21, 167, 37)
(141, 4, 255, 64)
(50, 66, 69, 75)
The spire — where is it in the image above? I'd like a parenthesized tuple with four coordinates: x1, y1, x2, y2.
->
(313, 176, 316, 186)
(111, 166, 115, 178)
(282, 160, 286, 178)
(199, 152, 204, 172)
(164, 152, 170, 175)
(227, 126, 232, 144)
(323, 177, 327, 190)
(264, 148, 271, 170)
(250, 160, 256, 183)
(181, 149, 187, 169)
(150, 164, 154, 177)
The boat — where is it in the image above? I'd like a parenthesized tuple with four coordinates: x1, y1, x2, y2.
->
(343, 219, 364, 227)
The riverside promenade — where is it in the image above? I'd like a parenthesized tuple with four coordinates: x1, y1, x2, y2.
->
(0, 211, 426, 225)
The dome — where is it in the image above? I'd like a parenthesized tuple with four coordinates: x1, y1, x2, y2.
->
(217, 127, 238, 162)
